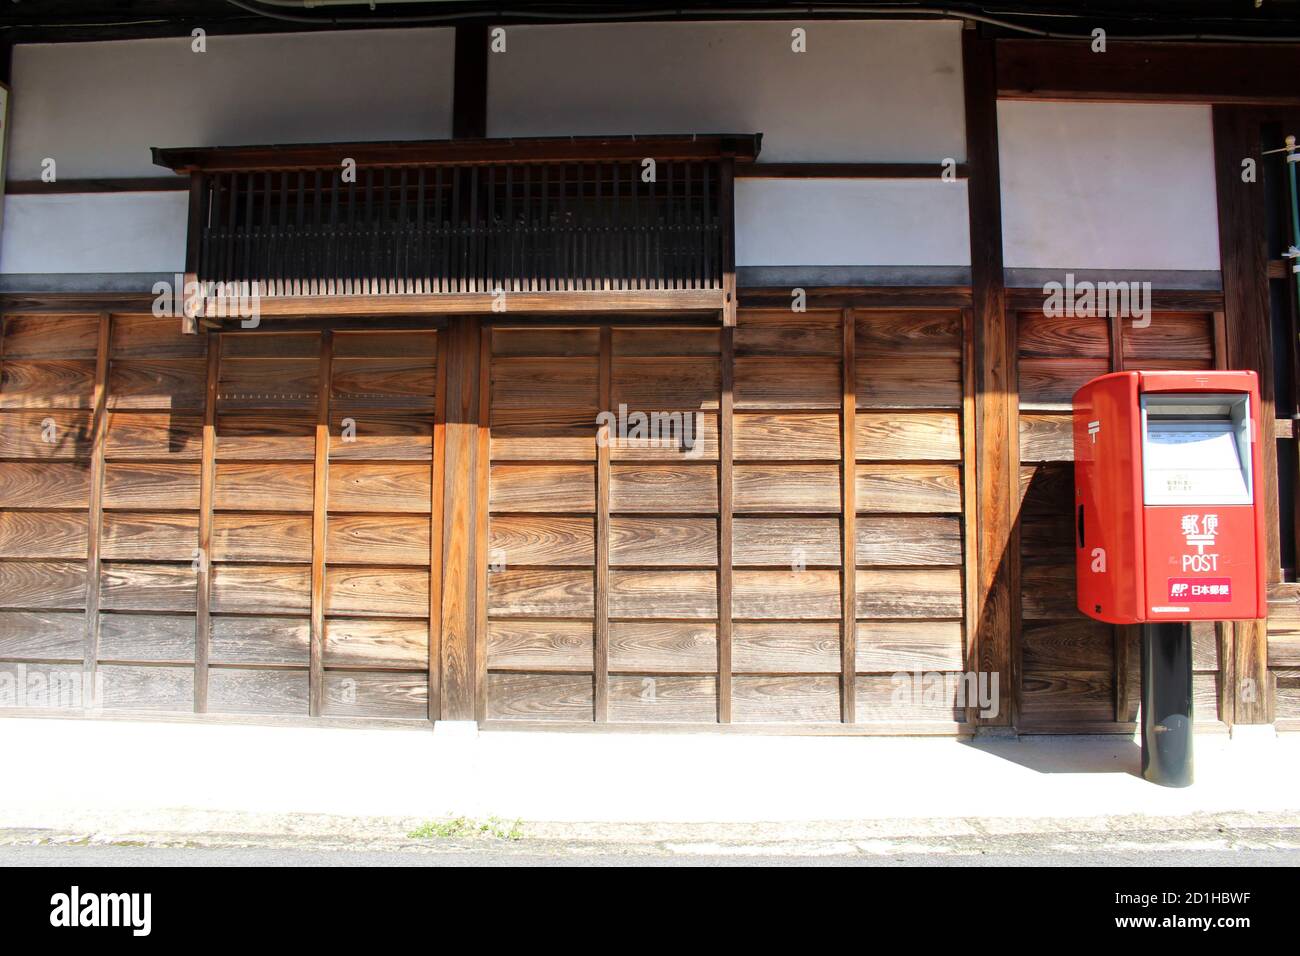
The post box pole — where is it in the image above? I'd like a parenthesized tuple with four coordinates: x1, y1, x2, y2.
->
(1139, 622, 1194, 787)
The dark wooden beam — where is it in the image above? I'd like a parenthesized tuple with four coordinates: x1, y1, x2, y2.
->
(1213, 105, 1277, 725)
(453, 21, 489, 140)
(7, 177, 186, 194)
(964, 28, 1016, 729)
(736, 162, 968, 179)
(153, 134, 762, 173)
(998, 39, 1300, 105)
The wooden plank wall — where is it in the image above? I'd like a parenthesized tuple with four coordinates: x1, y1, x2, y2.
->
(0, 313, 441, 720)
(1014, 308, 1225, 730)
(483, 310, 972, 729)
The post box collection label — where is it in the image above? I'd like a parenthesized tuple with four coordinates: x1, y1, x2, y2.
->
(1073, 370, 1267, 624)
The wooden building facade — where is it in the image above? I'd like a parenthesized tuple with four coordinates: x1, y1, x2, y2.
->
(0, 11, 1297, 733)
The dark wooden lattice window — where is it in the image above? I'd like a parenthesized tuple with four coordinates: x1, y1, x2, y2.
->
(154, 136, 759, 302)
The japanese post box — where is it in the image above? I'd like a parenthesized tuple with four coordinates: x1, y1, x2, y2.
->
(1072, 370, 1267, 624)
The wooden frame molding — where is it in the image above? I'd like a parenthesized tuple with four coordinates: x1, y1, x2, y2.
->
(839, 307, 857, 723)
(80, 312, 111, 710)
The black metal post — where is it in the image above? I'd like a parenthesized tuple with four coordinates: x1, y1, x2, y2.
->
(1140, 622, 1195, 787)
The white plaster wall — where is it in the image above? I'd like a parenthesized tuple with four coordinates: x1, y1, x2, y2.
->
(0, 193, 186, 274)
(7, 29, 454, 180)
(489, 21, 966, 163)
(998, 101, 1221, 272)
(736, 179, 970, 266)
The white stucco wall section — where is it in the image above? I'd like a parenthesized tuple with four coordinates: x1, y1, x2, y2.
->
(8, 29, 455, 180)
(490, 21, 966, 163)
(0, 193, 186, 274)
(998, 101, 1221, 272)
(736, 179, 971, 267)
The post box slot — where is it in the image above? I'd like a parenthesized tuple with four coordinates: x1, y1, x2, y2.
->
(1140, 393, 1252, 506)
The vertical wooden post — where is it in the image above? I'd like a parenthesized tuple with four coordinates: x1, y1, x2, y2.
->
(718, 322, 735, 722)
(959, 306, 981, 725)
(595, 326, 611, 721)
(194, 332, 219, 713)
(474, 325, 491, 721)
(963, 28, 1016, 728)
(440, 317, 484, 722)
(428, 327, 450, 722)
(308, 331, 333, 717)
(183, 172, 205, 333)
(81, 312, 111, 710)
(1213, 105, 1276, 724)
(719, 159, 737, 327)
(840, 307, 858, 722)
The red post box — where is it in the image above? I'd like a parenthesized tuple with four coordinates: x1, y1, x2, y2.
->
(1072, 369, 1268, 787)
(1073, 370, 1267, 624)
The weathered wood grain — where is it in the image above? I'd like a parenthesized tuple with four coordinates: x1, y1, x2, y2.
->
(1021, 619, 1114, 671)
(855, 674, 963, 722)
(491, 463, 595, 512)
(1123, 313, 1213, 363)
(608, 675, 717, 722)
(607, 621, 716, 672)
(100, 512, 199, 561)
(488, 515, 594, 566)
(107, 359, 207, 410)
(488, 406, 597, 461)
(732, 675, 840, 722)
(0, 511, 89, 559)
(486, 672, 594, 720)
(855, 411, 960, 461)
(207, 667, 309, 715)
(733, 517, 840, 567)
(855, 621, 964, 672)
(732, 464, 840, 513)
(1017, 358, 1109, 409)
(856, 356, 962, 408)
(102, 461, 201, 510)
(210, 564, 310, 614)
(330, 357, 437, 407)
(324, 567, 430, 618)
(327, 462, 433, 513)
(322, 670, 428, 719)
(333, 330, 438, 358)
(610, 328, 719, 356)
(212, 513, 312, 563)
(0, 409, 93, 458)
(488, 569, 595, 617)
(855, 568, 964, 618)
(490, 356, 598, 409)
(0, 359, 96, 408)
(736, 310, 842, 356)
(607, 412, 719, 461)
(212, 461, 314, 511)
(216, 358, 320, 409)
(493, 327, 600, 357)
(486, 619, 594, 670)
(732, 569, 841, 619)
(1017, 312, 1110, 359)
(209, 616, 311, 665)
(0, 610, 84, 659)
(734, 356, 840, 409)
(732, 622, 840, 673)
(1, 315, 100, 359)
(607, 569, 717, 619)
(1018, 413, 1073, 462)
(1020, 563, 1078, 619)
(215, 412, 316, 460)
(98, 613, 196, 663)
(608, 517, 717, 567)
(98, 663, 194, 711)
(733, 412, 841, 460)
(327, 411, 434, 460)
(855, 311, 961, 355)
(99, 562, 197, 612)
(0, 462, 91, 508)
(855, 515, 962, 566)
(324, 618, 428, 669)
(609, 464, 718, 513)
(611, 356, 720, 410)
(106, 411, 204, 460)
(855, 465, 962, 513)
(0, 561, 86, 609)
(1019, 671, 1114, 721)
(326, 513, 430, 566)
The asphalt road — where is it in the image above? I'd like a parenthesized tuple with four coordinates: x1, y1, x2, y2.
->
(2, 843, 1298, 867)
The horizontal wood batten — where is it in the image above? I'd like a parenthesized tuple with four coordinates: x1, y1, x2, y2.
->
(202, 291, 727, 319)
(8, 177, 186, 194)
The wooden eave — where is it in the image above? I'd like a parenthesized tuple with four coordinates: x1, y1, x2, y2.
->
(152, 134, 762, 173)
